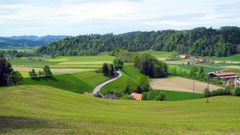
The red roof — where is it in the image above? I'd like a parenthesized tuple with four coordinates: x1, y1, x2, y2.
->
(212, 72, 236, 77)
(220, 75, 238, 79)
(130, 93, 142, 101)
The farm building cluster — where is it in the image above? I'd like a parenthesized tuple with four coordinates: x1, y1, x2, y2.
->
(208, 72, 240, 88)
(178, 55, 215, 65)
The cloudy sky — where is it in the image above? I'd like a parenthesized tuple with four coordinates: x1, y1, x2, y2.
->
(0, 0, 240, 36)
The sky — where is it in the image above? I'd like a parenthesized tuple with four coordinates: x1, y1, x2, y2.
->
(0, 0, 240, 36)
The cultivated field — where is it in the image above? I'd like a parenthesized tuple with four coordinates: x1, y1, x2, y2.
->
(13, 67, 96, 74)
(150, 77, 222, 93)
(223, 65, 240, 69)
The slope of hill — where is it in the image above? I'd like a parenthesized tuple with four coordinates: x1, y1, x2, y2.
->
(0, 35, 70, 49)
(37, 26, 240, 57)
(0, 85, 240, 134)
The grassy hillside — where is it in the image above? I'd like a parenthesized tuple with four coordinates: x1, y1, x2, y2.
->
(101, 65, 144, 95)
(23, 71, 109, 94)
(0, 85, 240, 134)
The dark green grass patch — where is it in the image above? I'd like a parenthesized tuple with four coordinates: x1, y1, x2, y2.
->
(155, 90, 202, 101)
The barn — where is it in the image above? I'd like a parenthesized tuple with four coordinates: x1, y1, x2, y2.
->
(208, 72, 239, 87)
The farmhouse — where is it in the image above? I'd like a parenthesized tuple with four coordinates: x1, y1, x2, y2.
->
(179, 55, 188, 59)
(208, 72, 239, 87)
(130, 93, 142, 101)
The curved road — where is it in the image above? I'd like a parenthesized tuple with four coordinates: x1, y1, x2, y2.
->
(93, 71, 123, 96)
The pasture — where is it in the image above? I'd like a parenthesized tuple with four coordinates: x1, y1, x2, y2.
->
(205, 54, 240, 62)
(150, 77, 222, 93)
(0, 85, 240, 134)
(23, 71, 109, 94)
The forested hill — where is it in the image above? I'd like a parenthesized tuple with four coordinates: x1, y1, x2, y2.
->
(37, 27, 240, 57)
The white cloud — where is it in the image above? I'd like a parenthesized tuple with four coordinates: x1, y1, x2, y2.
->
(144, 20, 191, 27)
(0, 0, 239, 36)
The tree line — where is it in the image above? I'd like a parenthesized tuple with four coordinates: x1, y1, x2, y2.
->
(28, 65, 53, 79)
(37, 26, 240, 57)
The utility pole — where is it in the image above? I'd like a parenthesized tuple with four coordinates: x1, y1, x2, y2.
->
(193, 79, 195, 93)
(206, 76, 210, 103)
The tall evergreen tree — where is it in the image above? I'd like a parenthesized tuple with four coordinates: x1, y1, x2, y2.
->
(102, 63, 109, 76)
(0, 55, 23, 86)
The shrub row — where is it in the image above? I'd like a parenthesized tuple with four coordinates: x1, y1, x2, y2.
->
(203, 87, 240, 97)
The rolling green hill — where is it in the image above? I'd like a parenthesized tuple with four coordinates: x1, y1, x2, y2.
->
(0, 85, 240, 134)
(101, 65, 144, 95)
(23, 71, 109, 94)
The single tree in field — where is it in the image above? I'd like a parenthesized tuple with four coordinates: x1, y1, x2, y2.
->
(102, 63, 109, 76)
(43, 65, 52, 77)
(113, 58, 124, 70)
(29, 69, 38, 79)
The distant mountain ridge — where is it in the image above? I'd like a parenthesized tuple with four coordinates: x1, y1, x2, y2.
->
(0, 35, 70, 49)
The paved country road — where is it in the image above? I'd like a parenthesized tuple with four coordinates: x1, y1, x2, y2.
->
(93, 71, 122, 96)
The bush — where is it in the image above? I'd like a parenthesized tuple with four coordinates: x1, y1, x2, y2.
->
(29, 69, 38, 79)
(7, 71, 23, 85)
(234, 88, 240, 96)
(113, 58, 124, 70)
(204, 87, 234, 97)
(136, 76, 151, 93)
(43, 65, 52, 77)
(124, 82, 136, 95)
(211, 88, 232, 96)
(203, 88, 211, 98)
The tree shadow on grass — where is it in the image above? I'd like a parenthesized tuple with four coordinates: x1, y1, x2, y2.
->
(0, 116, 64, 133)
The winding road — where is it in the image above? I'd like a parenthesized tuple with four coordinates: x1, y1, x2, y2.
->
(93, 71, 123, 96)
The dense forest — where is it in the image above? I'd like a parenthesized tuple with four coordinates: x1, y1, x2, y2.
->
(37, 26, 240, 57)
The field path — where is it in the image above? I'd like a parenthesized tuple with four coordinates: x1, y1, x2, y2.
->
(93, 71, 122, 96)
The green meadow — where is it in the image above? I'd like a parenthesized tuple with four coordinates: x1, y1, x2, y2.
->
(23, 71, 109, 94)
(205, 54, 240, 62)
(0, 85, 240, 134)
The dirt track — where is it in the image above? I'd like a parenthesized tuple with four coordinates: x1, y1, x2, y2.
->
(13, 67, 96, 73)
(150, 77, 222, 93)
